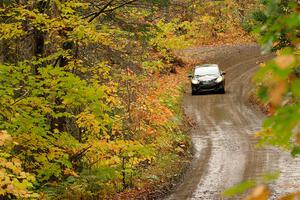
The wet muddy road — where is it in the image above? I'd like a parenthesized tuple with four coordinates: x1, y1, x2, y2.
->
(167, 44, 300, 200)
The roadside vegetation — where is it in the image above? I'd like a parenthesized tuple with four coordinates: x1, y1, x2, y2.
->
(0, 0, 254, 199)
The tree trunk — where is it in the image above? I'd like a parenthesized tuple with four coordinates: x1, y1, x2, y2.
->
(32, 0, 48, 74)
(122, 157, 127, 189)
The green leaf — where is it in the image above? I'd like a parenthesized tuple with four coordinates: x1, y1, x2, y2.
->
(291, 146, 300, 158)
(223, 180, 256, 197)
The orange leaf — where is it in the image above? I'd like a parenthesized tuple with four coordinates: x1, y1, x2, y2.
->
(269, 81, 286, 107)
(243, 185, 270, 200)
(275, 55, 295, 69)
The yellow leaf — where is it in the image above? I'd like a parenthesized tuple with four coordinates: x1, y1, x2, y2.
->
(0, 131, 12, 146)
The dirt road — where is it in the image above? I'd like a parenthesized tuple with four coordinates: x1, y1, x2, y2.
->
(167, 44, 300, 200)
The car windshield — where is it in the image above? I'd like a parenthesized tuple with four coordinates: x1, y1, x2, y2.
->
(194, 67, 220, 76)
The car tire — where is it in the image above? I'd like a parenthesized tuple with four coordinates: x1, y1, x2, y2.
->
(220, 87, 225, 94)
(192, 90, 197, 95)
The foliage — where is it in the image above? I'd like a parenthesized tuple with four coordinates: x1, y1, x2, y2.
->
(0, 0, 193, 198)
(249, 0, 299, 51)
(0, 131, 38, 199)
(224, 181, 257, 197)
(252, 1, 300, 155)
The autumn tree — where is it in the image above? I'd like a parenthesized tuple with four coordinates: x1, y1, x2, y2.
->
(0, 0, 194, 198)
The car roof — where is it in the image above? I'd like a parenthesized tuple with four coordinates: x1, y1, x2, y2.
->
(195, 64, 219, 69)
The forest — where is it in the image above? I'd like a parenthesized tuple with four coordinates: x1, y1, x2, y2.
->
(0, 0, 299, 199)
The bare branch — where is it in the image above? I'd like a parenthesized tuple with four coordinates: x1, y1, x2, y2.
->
(103, 0, 138, 13)
(85, 0, 139, 23)
(87, 0, 115, 23)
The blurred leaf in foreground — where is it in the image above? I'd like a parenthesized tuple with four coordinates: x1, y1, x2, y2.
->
(243, 185, 270, 200)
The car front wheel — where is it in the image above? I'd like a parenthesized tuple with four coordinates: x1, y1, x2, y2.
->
(192, 85, 198, 95)
(219, 87, 225, 94)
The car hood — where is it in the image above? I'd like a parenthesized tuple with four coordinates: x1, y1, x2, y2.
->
(195, 75, 219, 81)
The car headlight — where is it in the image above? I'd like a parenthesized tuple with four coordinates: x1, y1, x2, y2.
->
(215, 76, 223, 83)
(191, 79, 199, 84)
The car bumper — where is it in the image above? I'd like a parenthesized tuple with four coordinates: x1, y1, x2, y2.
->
(192, 82, 224, 92)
